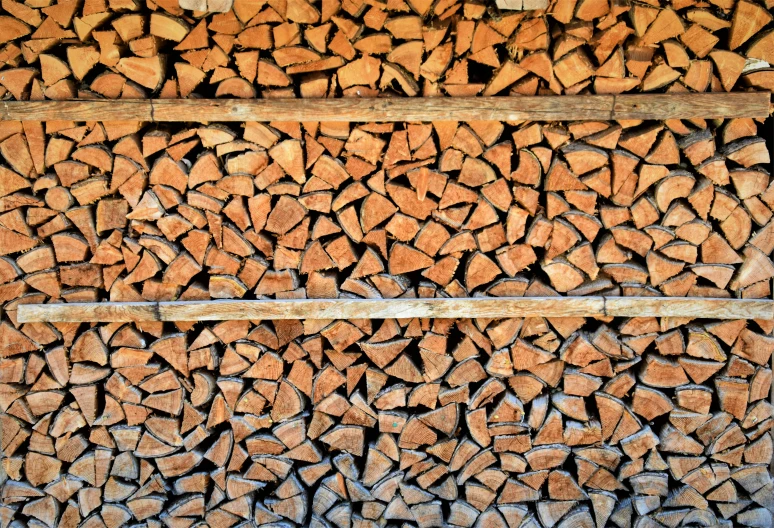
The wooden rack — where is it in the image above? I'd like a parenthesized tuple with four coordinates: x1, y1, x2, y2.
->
(17, 297, 774, 323)
(1, 92, 769, 123)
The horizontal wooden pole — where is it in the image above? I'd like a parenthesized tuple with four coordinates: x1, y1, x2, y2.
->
(0, 93, 769, 123)
(16, 297, 774, 323)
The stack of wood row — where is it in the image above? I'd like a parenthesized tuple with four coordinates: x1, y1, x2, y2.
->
(2, 308, 773, 528)
(1, 0, 774, 99)
(0, 116, 772, 300)
(0, 110, 773, 527)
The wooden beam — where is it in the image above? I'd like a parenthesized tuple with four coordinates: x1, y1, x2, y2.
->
(17, 297, 774, 323)
(496, 0, 549, 10)
(0, 93, 769, 123)
(179, 0, 232, 12)
(602, 297, 772, 319)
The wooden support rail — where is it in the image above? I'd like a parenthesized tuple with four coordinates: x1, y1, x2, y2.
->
(17, 297, 774, 323)
(1, 93, 769, 123)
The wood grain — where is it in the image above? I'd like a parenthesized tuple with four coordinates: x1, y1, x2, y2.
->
(17, 297, 774, 322)
(1, 93, 769, 123)
(16, 302, 159, 322)
(1, 100, 154, 121)
(608, 93, 772, 120)
(603, 297, 774, 319)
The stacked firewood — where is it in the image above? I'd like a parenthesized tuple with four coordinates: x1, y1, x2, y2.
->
(2, 0, 774, 524)
(0, 117, 772, 299)
(0, 111, 772, 527)
(1, 0, 774, 99)
(2, 312, 773, 528)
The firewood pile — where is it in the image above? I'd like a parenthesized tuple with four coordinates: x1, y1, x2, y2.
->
(0, 0, 773, 99)
(0, 112, 773, 527)
(1, 117, 773, 297)
(1, 0, 774, 527)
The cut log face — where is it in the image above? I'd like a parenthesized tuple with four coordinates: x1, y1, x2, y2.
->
(1, 0, 774, 525)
